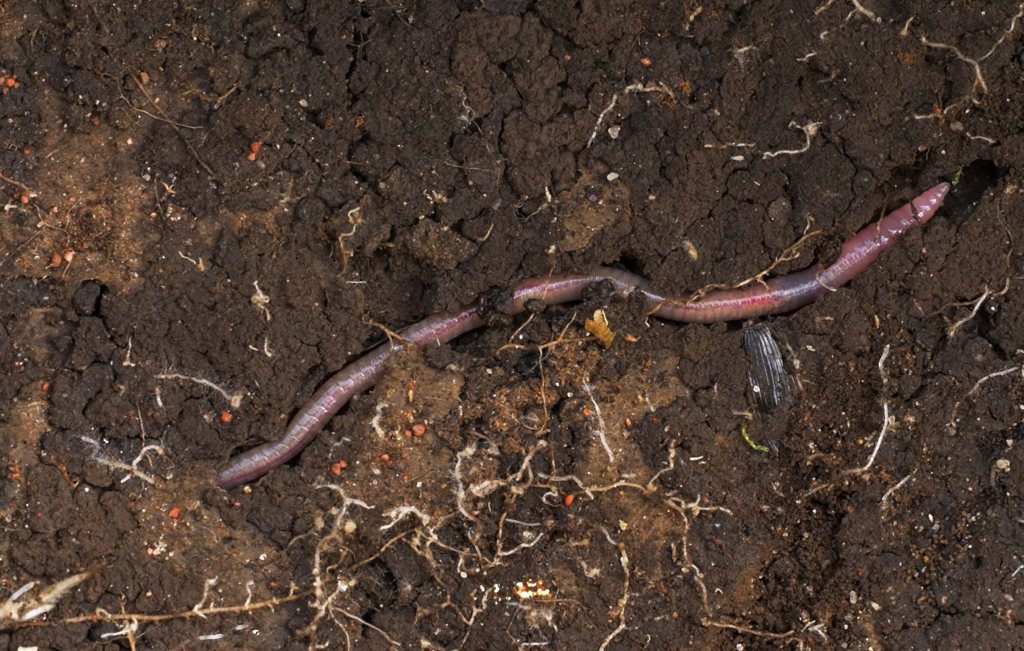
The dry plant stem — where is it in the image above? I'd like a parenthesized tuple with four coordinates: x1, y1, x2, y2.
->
(645, 443, 678, 492)
(217, 184, 950, 489)
(734, 228, 822, 290)
(806, 349, 897, 495)
(847, 0, 878, 22)
(495, 315, 582, 438)
(665, 497, 713, 618)
(672, 495, 798, 646)
(0, 230, 41, 271)
(251, 281, 272, 321)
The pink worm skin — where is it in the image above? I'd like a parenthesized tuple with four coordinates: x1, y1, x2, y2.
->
(216, 182, 950, 489)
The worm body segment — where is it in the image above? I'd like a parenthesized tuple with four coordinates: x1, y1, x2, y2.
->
(216, 183, 949, 489)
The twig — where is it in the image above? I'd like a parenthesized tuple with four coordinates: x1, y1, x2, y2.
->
(299, 485, 383, 648)
(0, 231, 41, 270)
(495, 314, 583, 438)
(733, 227, 822, 289)
(814, 0, 879, 22)
(380, 505, 431, 531)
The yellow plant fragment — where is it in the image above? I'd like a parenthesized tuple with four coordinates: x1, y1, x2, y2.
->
(585, 309, 615, 348)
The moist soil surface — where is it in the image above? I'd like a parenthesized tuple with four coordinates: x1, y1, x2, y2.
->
(1, 1, 1023, 650)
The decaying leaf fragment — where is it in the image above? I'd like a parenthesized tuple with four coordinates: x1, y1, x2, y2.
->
(585, 309, 616, 348)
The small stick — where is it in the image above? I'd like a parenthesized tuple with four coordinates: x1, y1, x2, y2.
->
(79, 436, 159, 485)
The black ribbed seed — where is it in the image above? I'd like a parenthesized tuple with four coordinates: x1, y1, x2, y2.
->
(743, 324, 793, 418)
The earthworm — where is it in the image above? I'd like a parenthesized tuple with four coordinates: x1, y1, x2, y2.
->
(216, 182, 949, 489)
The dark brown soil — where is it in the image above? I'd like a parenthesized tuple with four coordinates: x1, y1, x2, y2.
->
(1, 1, 1023, 649)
